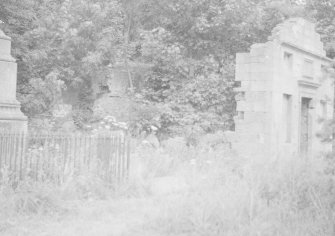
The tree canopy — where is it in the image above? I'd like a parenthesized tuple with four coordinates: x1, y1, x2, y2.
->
(1, 0, 334, 137)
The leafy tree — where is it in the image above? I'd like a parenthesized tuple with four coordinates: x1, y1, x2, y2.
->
(126, 0, 299, 137)
(2, 0, 125, 129)
(3, 0, 334, 138)
(304, 0, 335, 61)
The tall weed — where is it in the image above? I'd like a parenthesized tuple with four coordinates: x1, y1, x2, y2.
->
(127, 140, 335, 236)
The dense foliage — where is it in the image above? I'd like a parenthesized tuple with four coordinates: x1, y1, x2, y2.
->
(0, 0, 335, 137)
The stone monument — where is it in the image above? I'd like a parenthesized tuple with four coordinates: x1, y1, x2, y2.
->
(0, 29, 27, 132)
(231, 18, 334, 158)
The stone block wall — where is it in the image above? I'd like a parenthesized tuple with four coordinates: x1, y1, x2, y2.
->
(231, 18, 334, 158)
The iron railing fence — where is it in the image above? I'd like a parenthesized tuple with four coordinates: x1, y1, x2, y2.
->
(0, 132, 130, 186)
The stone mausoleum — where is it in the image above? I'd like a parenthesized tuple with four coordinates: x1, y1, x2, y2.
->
(231, 18, 334, 158)
(0, 29, 27, 132)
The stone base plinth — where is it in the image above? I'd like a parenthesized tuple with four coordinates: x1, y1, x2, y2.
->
(0, 102, 27, 133)
(0, 120, 27, 133)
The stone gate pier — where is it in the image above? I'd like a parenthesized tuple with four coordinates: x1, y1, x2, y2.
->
(230, 18, 334, 158)
(0, 30, 27, 132)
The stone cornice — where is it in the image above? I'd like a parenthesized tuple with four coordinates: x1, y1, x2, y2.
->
(281, 41, 332, 63)
(0, 55, 16, 62)
(0, 101, 21, 106)
(0, 116, 27, 121)
(298, 79, 321, 89)
(0, 30, 11, 41)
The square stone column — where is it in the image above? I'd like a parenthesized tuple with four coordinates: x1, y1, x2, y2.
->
(0, 30, 27, 132)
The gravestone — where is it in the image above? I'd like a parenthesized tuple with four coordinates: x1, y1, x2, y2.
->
(0, 30, 27, 132)
(230, 18, 334, 158)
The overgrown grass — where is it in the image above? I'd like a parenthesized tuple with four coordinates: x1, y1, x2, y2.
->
(1, 136, 335, 236)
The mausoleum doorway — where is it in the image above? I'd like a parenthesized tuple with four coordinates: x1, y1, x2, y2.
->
(300, 97, 312, 156)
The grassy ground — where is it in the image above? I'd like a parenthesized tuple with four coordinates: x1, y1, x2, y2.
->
(1, 137, 335, 236)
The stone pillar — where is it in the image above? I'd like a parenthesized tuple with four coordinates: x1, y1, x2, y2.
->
(0, 30, 27, 132)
